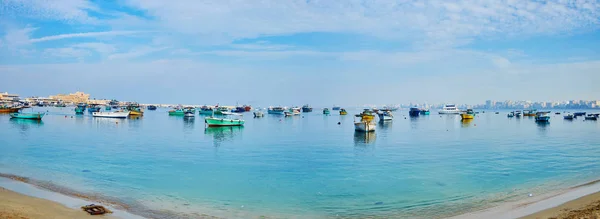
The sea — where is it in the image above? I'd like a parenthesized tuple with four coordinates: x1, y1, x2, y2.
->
(0, 107, 599, 219)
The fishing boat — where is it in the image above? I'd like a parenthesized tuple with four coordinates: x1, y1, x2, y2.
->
(291, 107, 301, 115)
(126, 103, 143, 116)
(301, 104, 313, 113)
(460, 109, 475, 120)
(332, 106, 341, 111)
(75, 103, 87, 114)
(10, 112, 45, 120)
(555, 112, 560, 115)
(507, 111, 515, 118)
(323, 108, 331, 115)
(214, 106, 230, 115)
(92, 111, 129, 118)
(184, 108, 195, 117)
(0, 106, 21, 113)
(109, 100, 120, 109)
(232, 106, 246, 113)
(205, 112, 244, 127)
(199, 106, 214, 115)
(377, 110, 393, 121)
(419, 109, 430, 115)
(523, 109, 537, 117)
(169, 106, 195, 116)
(243, 105, 252, 112)
(147, 105, 157, 110)
(563, 114, 574, 120)
(585, 113, 599, 120)
(535, 111, 550, 122)
(438, 104, 461, 114)
(340, 108, 348, 115)
(87, 104, 101, 113)
(574, 112, 586, 117)
(284, 111, 293, 117)
(354, 109, 376, 132)
(409, 107, 421, 117)
(515, 110, 522, 118)
(253, 111, 264, 118)
(382, 105, 400, 112)
(495, 112, 499, 114)
(267, 106, 286, 115)
(55, 102, 66, 107)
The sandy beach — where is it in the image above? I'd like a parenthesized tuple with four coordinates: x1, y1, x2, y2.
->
(0, 187, 115, 219)
(521, 191, 600, 219)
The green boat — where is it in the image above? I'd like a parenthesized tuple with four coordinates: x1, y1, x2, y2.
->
(10, 112, 45, 120)
(105, 105, 111, 110)
(323, 108, 331, 115)
(75, 107, 85, 114)
(205, 113, 244, 127)
(214, 106, 230, 115)
(169, 107, 195, 116)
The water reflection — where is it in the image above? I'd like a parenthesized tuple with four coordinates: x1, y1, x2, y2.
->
(378, 120, 392, 130)
(409, 116, 419, 129)
(10, 119, 44, 133)
(205, 126, 244, 147)
(536, 121, 549, 135)
(461, 119, 473, 128)
(353, 131, 376, 146)
(183, 117, 195, 130)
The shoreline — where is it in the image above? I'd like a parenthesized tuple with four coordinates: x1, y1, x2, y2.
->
(448, 179, 600, 219)
(2, 173, 600, 219)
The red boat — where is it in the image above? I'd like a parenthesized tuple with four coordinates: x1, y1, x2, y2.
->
(244, 105, 252, 111)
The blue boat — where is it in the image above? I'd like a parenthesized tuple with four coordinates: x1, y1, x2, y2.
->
(301, 104, 313, 113)
(232, 106, 246, 113)
(147, 105, 157, 110)
(75, 103, 87, 114)
(535, 111, 550, 122)
(332, 106, 341, 111)
(409, 107, 421, 117)
(199, 106, 214, 115)
(87, 104, 101, 113)
(419, 109, 430, 115)
(268, 106, 286, 115)
(574, 112, 586, 117)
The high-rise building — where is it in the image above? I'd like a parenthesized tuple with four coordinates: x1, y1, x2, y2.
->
(485, 100, 492, 109)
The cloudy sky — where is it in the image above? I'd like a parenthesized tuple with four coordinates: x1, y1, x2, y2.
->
(1, 0, 599, 106)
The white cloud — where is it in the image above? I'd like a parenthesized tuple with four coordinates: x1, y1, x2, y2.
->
(71, 42, 116, 54)
(44, 47, 91, 59)
(30, 31, 140, 43)
(2, 27, 36, 47)
(1, 0, 97, 23)
(108, 46, 168, 60)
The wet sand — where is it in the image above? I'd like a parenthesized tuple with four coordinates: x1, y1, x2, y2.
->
(0, 187, 115, 219)
(520, 191, 600, 219)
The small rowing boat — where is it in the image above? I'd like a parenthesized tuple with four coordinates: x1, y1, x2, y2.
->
(10, 112, 45, 120)
(92, 111, 130, 118)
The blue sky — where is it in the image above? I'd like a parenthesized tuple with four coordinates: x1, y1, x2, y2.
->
(1, 0, 599, 106)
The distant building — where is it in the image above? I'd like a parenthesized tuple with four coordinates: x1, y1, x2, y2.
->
(0, 92, 20, 103)
(49, 91, 90, 104)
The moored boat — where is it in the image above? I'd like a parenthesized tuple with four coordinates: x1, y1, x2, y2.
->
(75, 103, 87, 114)
(323, 108, 331, 115)
(523, 109, 537, 117)
(419, 109, 430, 115)
(147, 105, 157, 110)
(585, 113, 599, 120)
(184, 109, 195, 117)
(243, 105, 252, 112)
(87, 104, 101, 113)
(563, 114, 574, 120)
(460, 109, 475, 120)
(169, 106, 195, 116)
(332, 106, 341, 111)
(409, 107, 421, 117)
(126, 103, 143, 116)
(291, 107, 301, 115)
(340, 109, 348, 115)
(10, 112, 44, 120)
(253, 111, 264, 118)
(284, 111, 293, 117)
(214, 106, 230, 115)
(507, 111, 515, 118)
(574, 112, 586, 117)
(301, 104, 313, 113)
(267, 106, 286, 115)
(439, 104, 461, 114)
(205, 113, 245, 127)
(92, 111, 129, 118)
(378, 110, 393, 121)
(535, 111, 550, 122)
(105, 105, 111, 111)
(199, 106, 214, 115)
(232, 106, 246, 113)
(354, 109, 376, 132)
(0, 106, 21, 113)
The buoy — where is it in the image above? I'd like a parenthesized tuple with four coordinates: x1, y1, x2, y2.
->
(337, 122, 341, 125)
(116, 121, 118, 124)
(528, 193, 533, 197)
(65, 115, 67, 118)
(474, 124, 477, 126)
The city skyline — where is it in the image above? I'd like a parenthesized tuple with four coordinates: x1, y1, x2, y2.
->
(1, 1, 600, 106)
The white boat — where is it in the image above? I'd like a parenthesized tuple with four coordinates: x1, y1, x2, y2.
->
(184, 111, 195, 117)
(284, 111, 293, 117)
(268, 106, 286, 115)
(253, 111, 264, 118)
(438, 104, 461, 114)
(92, 111, 130, 118)
(291, 107, 301, 115)
(377, 110, 393, 121)
(354, 121, 376, 132)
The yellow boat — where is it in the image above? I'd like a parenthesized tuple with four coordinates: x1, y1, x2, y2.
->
(340, 109, 348, 115)
(460, 109, 475, 120)
(126, 103, 144, 116)
(356, 109, 375, 122)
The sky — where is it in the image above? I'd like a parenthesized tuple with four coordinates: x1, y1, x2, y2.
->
(0, 0, 599, 106)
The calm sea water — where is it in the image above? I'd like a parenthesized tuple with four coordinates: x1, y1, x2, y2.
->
(0, 107, 599, 218)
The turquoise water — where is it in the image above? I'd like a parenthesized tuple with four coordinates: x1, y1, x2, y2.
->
(0, 107, 599, 218)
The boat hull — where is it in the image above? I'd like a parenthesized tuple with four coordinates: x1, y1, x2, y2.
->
(10, 113, 44, 120)
(92, 111, 129, 118)
(199, 110, 214, 115)
(378, 114, 392, 121)
(461, 114, 474, 120)
(184, 112, 195, 117)
(354, 122, 376, 132)
(302, 107, 313, 112)
(585, 116, 598, 120)
(205, 117, 245, 126)
(267, 110, 285, 115)
(129, 110, 143, 116)
(253, 112, 264, 117)
(0, 108, 20, 113)
(535, 117, 550, 122)
(438, 110, 461, 114)
(420, 111, 430, 115)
